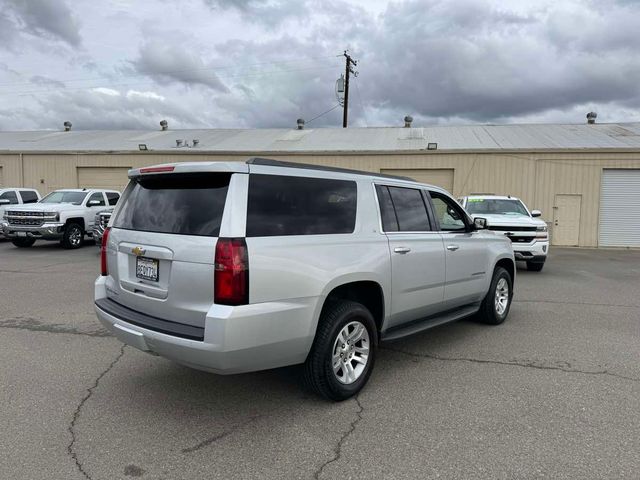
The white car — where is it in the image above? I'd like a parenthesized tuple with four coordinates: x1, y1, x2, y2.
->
(2, 188, 120, 249)
(458, 195, 549, 271)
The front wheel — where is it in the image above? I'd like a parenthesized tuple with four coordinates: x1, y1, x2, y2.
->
(12, 237, 36, 248)
(477, 266, 513, 325)
(61, 223, 84, 249)
(303, 300, 378, 401)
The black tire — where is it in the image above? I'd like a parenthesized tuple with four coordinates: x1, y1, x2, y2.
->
(61, 223, 84, 249)
(12, 237, 36, 248)
(527, 261, 544, 272)
(303, 300, 378, 401)
(477, 266, 513, 325)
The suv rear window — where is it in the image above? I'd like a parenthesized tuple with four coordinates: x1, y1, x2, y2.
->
(246, 174, 357, 237)
(113, 173, 230, 237)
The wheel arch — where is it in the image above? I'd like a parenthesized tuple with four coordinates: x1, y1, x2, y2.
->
(317, 278, 386, 339)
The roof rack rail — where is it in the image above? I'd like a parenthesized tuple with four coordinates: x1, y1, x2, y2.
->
(246, 157, 415, 182)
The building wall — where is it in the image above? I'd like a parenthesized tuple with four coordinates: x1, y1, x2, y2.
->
(1, 150, 639, 247)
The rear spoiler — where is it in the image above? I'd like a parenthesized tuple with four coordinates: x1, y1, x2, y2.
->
(128, 162, 249, 178)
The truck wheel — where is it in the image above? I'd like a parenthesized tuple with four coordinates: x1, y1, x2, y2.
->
(61, 223, 84, 249)
(527, 261, 544, 272)
(303, 300, 378, 401)
(12, 238, 36, 248)
(477, 266, 512, 325)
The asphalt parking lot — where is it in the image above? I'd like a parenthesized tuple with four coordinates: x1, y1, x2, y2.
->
(0, 241, 638, 480)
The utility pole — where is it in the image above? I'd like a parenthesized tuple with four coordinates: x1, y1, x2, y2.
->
(342, 50, 357, 128)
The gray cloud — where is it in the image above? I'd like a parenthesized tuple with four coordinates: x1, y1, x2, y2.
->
(133, 42, 230, 93)
(3, 0, 81, 47)
(203, 0, 309, 27)
(2, 0, 640, 131)
(8, 89, 207, 131)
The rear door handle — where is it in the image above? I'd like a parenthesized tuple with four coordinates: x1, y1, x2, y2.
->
(446, 244, 459, 251)
(394, 247, 411, 254)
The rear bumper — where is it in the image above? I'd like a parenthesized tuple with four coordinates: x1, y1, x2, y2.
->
(94, 276, 318, 374)
(1, 222, 65, 240)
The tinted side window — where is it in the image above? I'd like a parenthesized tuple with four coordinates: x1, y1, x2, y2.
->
(88, 192, 106, 207)
(247, 174, 357, 237)
(0, 191, 19, 204)
(375, 185, 398, 232)
(106, 192, 120, 206)
(19, 191, 39, 203)
(387, 186, 431, 231)
(430, 192, 467, 232)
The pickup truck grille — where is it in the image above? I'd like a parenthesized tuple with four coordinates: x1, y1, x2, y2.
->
(6, 211, 46, 226)
(488, 226, 537, 232)
(98, 212, 112, 228)
(508, 236, 535, 243)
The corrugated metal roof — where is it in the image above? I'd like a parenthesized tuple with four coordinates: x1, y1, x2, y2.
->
(1, 122, 640, 153)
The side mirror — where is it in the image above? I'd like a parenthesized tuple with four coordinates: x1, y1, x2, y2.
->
(474, 217, 488, 230)
(531, 209, 542, 217)
(88, 200, 101, 206)
(0, 199, 10, 205)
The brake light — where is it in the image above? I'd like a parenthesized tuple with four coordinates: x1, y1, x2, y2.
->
(139, 166, 175, 174)
(214, 238, 248, 305)
(100, 227, 111, 276)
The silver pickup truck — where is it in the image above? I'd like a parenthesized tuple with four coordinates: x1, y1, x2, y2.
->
(95, 159, 515, 400)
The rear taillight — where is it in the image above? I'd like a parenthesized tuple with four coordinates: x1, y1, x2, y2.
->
(214, 238, 248, 305)
(100, 227, 110, 276)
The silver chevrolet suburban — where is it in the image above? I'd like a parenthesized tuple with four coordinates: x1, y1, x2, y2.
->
(95, 158, 515, 400)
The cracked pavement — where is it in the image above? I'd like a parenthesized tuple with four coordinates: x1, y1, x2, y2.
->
(0, 242, 638, 479)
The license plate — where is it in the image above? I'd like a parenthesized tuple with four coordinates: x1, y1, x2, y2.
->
(136, 257, 159, 282)
(17, 232, 27, 237)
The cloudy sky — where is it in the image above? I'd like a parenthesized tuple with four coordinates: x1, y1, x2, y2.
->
(0, 0, 639, 131)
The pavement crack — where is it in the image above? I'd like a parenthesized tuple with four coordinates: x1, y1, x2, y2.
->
(181, 415, 262, 453)
(0, 317, 111, 338)
(314, 396, 364, 480)
(382, 346, 639, 383)
(67, 345, 126, 480)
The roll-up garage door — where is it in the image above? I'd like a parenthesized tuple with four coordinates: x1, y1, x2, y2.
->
(380, 169, 454, 193)
(0, 166, 4, 187)
(77, 167, 130, 192)
(599, 169, 640, 247)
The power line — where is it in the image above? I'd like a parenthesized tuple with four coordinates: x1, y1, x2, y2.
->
(0, 55, 340, 89)
(306, 104, 341, 124)
(0, 64, 342, 97)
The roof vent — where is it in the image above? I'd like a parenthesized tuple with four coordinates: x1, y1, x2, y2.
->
(404, 115, 413, 128)
(176, 139, 183, 147)
(296, 118, 305, 130)
(192, 139, 199, 147)
(586, 112, 597, 124)
(160, 119, 168, 131)
(63, 121, 72, 131)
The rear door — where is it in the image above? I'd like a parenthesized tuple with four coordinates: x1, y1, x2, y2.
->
(376, 184, 446, 328)
(106, 171, 236, 328)
(428, 191, 490, 309)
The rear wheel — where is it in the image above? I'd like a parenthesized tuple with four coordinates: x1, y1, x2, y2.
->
(303, 300, 377, 401)
(477, 266, 513, 325)
(527, 261, 544, 272)
(61, 223, 84, 249)
(12, 237, 36, 248)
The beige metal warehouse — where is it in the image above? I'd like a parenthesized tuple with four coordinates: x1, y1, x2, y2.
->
(1, 122, 640, 248)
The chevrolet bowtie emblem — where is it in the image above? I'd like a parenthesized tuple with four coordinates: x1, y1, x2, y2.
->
(132, 246, 146, 256)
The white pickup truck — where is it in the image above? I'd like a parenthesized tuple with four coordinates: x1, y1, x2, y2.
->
(458, 195, 549, 271)
(0, 188, 42, 221)
(1, 188, 120, 249)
